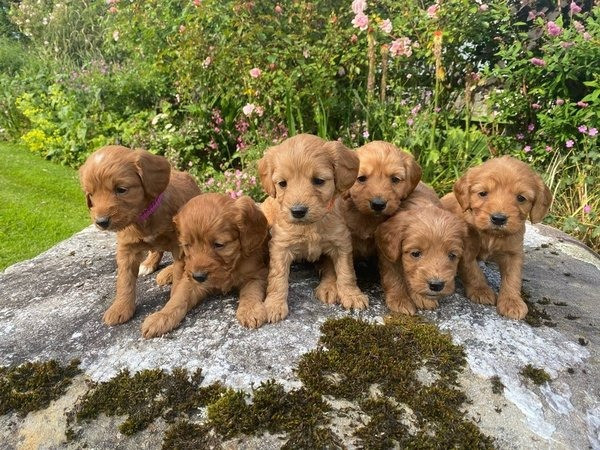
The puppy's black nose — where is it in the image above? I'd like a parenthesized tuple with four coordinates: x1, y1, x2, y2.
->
(490, 213, 508, 226)
(192, 271, 208, 283)
(95, 217, 110, 229)
(370, 197, 387, 212)
(428, 280, 445, 292)
(290, 205, 308, 219)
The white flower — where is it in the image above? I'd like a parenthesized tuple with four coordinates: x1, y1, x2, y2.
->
(380, 19, 392, 34)
(242, 103, 256, 116)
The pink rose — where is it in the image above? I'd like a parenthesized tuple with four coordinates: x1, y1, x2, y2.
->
(390, 37, 413, 58)
(380, 19, 392, 34)
(352, 13, 369, 31)
(427, 4, 439, 18)
(351, 0, 367, 15)
(249, 67, 262, 78)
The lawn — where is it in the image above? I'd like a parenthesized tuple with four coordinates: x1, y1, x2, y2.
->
(0, 143, 90, 270)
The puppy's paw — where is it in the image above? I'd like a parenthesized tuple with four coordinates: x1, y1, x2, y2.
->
(156, 266, 173, 286)
(413, 295, 439, 310)
(237, 302, 267, 329)
(497, 294, 528, 320)
(103, 302, 135, 326)
(138, 264, 155, 276)
(315, 281, 338, 305)
(466, 284, 497, 305)
(386, 296, 417, 316)
(264, 297, 289, 323)
(338, 289, 369, 310)
(141, 311, 178, 339)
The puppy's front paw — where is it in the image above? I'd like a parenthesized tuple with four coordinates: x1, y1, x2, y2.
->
(155, 266, 173, 286)
(315, 280, 338, 305)
(141, 311, 178, 338)
(466, 284, 497, 305)
(386, 295, 417, 316)
(497, 294, 528, 320)
(338, 289, 369, 310)
(237, 302, 267, 329)
(413, 295, 439, 310)
(138, 264, 155, 276)
(264, 297, 289, 323)
(103, 302, 135, 326)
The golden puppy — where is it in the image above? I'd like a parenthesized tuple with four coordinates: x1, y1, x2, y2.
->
(259, 134, 368, 322)
(79, 145, 201, 325)
(376, 185, 466, 313)
(441, 156, 552, 319)
(317, 141, 422, 310)
(141, 194, 269, 338)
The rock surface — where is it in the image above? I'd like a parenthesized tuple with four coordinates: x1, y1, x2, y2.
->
(1, 224, 599, 449)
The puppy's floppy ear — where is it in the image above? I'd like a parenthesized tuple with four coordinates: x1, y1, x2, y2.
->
(530, 175, 552, 223)
(133, 149, 171, 199)
(85, 194, 93, 209)
(324, 140, 359, 193)
(402, 151, 422, 195)
(233, 196, 268, 256)
(375, 214, 408, 262)
(258, 148, 276, 198)
(453, 170, 472, 211)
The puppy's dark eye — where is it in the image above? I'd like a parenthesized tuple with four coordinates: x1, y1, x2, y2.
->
(448, 252, 457, 261)
(478, 191, 488, 198)
(410, 250, 422, 258)
(391, 176, 402, 184)
(116, 186, 128, 194)
(357, 175, 367, 183)
(214, 242, 224, 249)
(516, 194, 527, 203)
(312, 177, 325, 186)
(278, 180, 287, 188)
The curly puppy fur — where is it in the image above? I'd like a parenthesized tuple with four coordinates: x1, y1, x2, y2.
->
(376, 184, 466, 314)
(79, 145, 201, 326)
(141, 194, 269, 338)
(440, 156, 552, 319)
(259, 134, 368, 323)
(318, 141, 422, 305)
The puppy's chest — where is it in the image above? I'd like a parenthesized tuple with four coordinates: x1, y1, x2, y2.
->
(477, 235, 514, 261)
(283, 229, 325, 262)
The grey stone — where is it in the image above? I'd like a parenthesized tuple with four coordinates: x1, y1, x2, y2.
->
(1, 224, 599, 449)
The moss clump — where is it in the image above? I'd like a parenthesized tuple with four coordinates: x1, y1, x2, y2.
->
(162, 420, 216, 450)
(524, 299, 556, 327)
(520, 365, 551, 385)
(282, 423, 345, 449)
(490, 375, 504, 395)
(0, 359, 81, 416)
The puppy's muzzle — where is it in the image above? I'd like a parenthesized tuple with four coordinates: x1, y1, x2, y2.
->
(370, 197, 387, 212)
(490, 213, 508, 226)
(290, 205, 309, 219)
(191, 271, 208, 283)
(95, 216, 110, 229)
(428, 280, 445, 292)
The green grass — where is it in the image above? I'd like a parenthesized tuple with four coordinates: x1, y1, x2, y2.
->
(0, 143, 90, 270)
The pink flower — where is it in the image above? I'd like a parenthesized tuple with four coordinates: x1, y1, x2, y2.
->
(208, 139, 218, 150)
(577, 101, 588, 108)
(389, 37, 413, 57)
(274, 4, 282, 14)
(206, 177, 215, 186)
(516, 133, 524, 140)
(530, 57, 546, 66)
(479, 4, 489, 11)
(528, 10, 537, 20)
(524, 145, 532, 153)
(532, 103, 541, 110)
(528, 123, 535, 131)
(407, 118, 414, 126)
(556, 98, 564, 105)
(583, 204, 592, 214)
(352, 13, 369, 31)
(427, 4, 439, 18)
(255, 105, 264, 117)
(362, 130, 370, 138)
(411, 105, 421, 115)
(249, 67, 262, 78)
(545, 146, 552, 152)
(380, 19, 392, 34)
(242, 103, 256, 116)
(565, 139, 574, 148)
(589, 128, 598, 137)
(108, 6, 118, 13)
(561, 41, 575, 49)
(179, 25, 186, 33)
(573, 21, 585, 33)
(570, 1, 582, 14)
(351, 0, 367, 15)
(350, 34, 358, 44)
(202, 56, 212, 68)
(547, 21, 562, 36)
(583, 32, 591, 40)
(578, 125, 588, 133)
(193, 0, 201, 6)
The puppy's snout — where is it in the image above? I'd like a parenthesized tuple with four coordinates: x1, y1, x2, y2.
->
(370, 197, 387, 212)
(192, 271, 208, 283)
(490, 213, 508, 226)
(95, 216, 110, 229)
(290, 205, 309, 219)
(428, 280, 445, 292)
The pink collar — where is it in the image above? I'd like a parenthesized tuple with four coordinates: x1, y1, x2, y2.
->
(138, 192, 164, 222)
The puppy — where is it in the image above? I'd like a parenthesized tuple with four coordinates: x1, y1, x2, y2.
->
(376, 185, 466, 313)
(317, 141, 422, 311)
(259, 134, 368, 322)
(440, 156, 552, 319)
(79, 145, 201, 325)
(141, 194, 269, 338)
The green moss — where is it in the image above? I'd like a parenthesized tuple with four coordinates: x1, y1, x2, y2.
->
(0, 359, 81, 416)
(565, 314, 580, 320)
(162, 420, 216, 450)
(520, 365, 551, 385)
(524, 298, 555, 328)
(282, 423, 345, 449)
(490, 376, 504, 395)
(553, 301, 567, 306)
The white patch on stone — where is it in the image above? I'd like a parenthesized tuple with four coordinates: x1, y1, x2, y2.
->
(524, 223, 554, 248)
(540, 382, 573, 415)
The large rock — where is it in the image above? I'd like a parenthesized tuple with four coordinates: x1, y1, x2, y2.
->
(0, 224, 599, 449)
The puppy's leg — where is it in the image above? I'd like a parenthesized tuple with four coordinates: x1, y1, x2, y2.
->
(496, 252, 528, 319)
(236, 276, 267, 329)
(315, 255, 338, 305)
(170, 246, 185, 290)
(138, 251, 163, 276)
(104, 243, 145, 325)
(263, 245, 293, 323)
(411, 294, 439, 310)
(332, 250, 368, 310)
(155, 265, 173, 286)
(459, 256, 497, 306)
(141, 276, 207, 338)
(379, 256, 416, 315)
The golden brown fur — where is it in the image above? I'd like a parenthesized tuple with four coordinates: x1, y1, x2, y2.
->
(376, 185, 466, 313)
(141, 194, 269, 338)
(79, 145, 201, 326)
(440, 156, 552, 319)
(258, 134, 368, 322)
